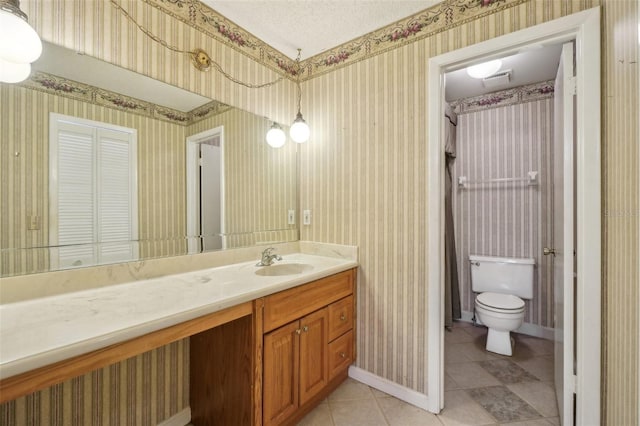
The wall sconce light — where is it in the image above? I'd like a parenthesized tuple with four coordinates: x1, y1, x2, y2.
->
(0, 0, 43, 83)
(266, 122, 286, 148)
(289, 49, 310, 143)
(466, 59, 502, 79)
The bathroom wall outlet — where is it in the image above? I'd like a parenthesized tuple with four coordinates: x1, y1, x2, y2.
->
(27, 215, 41, 230)
(303, 210, 311, 225)
(288, 209, 295, 225)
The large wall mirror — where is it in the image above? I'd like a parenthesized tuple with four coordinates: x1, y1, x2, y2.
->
(0, 42, 299, 277)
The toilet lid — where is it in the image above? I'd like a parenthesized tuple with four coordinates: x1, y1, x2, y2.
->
(476, 292, 525, 310)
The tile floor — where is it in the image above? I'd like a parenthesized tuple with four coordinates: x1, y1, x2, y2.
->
(297, 321, 559, 426)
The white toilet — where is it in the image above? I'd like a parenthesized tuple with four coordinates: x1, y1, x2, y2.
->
(469, 254, 535, 356)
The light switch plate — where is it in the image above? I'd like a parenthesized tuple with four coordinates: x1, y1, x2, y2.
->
(303, 210, 311, 225)
(288, 209, 295, 225)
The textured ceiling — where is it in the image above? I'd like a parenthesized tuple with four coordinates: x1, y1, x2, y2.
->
(201, 1, 440, 60)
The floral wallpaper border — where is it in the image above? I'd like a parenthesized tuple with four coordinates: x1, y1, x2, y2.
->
(20, 71, 232, 125)
(146, 0, 529, 80)
(450, 79, 555, 114)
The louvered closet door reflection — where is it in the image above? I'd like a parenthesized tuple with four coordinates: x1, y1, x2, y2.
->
(98, 128, 137, 264)
(55, 121, 97, 269)
(51, 116, 138, 270)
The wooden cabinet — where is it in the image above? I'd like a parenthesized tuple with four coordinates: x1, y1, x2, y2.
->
(262, 269, 356, 426)
(263, 321, 300, 425)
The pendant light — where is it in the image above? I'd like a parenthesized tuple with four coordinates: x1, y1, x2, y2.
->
(266, 122, 286, 148)
(290, 49, 310, 143)
(0, 0, 43, 83)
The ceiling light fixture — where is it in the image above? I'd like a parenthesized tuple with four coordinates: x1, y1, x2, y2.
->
(0, 0, 43, 83)
(466, 59, 502, 79)
(290, 49, 310, 144)
(110, 0, 284, 89)
(266, 122, 286, 148)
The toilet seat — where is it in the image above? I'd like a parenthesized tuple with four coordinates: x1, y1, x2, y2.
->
(476, 292, 525, 314)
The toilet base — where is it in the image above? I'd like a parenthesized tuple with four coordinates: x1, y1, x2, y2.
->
(485, 329, 514, 356)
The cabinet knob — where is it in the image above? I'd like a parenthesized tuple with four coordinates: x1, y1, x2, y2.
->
(340, 352, 346, 358)
(340, 313, 346, 321)
(302, 325, 309, 333)
(295, 328, 302, 335)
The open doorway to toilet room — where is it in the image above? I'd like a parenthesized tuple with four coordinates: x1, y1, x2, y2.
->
(427, 8, 601, 425)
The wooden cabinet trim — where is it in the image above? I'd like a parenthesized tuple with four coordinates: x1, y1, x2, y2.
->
(0, 301, 253, 404)
(263, 270, 354, 333)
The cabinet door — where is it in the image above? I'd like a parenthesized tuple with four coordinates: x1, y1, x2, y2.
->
(264, 321, 300, 426)
(299, 308, 329, 405)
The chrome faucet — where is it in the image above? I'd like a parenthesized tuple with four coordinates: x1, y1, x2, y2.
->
(257, 247, 282, 266)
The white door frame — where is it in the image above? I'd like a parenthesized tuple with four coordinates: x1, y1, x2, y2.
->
(186, 126, 225, 254)
(426, 7, 601, 423)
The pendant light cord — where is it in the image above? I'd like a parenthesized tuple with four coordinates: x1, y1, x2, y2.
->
(295, 49, 302, 114)
(109, 0, 284, 89)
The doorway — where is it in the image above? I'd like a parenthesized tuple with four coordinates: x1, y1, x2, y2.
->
(426, 8, 601, 425)
(186, 127, 225, 254)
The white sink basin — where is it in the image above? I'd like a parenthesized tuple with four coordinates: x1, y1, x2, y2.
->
(255, 263, 313, 276)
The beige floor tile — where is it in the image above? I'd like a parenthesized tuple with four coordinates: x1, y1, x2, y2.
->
(445, 327, 477, 344)
(446, 348, 473, 364)
(448, 341, 500, 362)
(329, 398, 388, 426)
(499, 420, 557, 426)
(513, 356, 554, 382)
(370, 387, 391, 399)
(514, 335, 554, 356)
(328, 378, 374, 401)
(297, 403, 334, 426)
(507, 381, 559, 417)
(445, 372, 461, 390)
(445, 362, 501, 389)
(376, 396, 443, 426)
(544, 417, 560, 425)
(438, 390, 496, 426)
(452, 320, 474, 329)
(462, 325, 489, 338)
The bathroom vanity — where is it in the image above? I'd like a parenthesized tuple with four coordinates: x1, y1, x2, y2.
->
(0, 252, 357, 425)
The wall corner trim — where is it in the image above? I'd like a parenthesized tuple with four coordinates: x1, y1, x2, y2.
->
(348, 366, 430, 411)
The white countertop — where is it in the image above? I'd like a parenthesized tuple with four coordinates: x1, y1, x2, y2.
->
(0, 253, 357, 380)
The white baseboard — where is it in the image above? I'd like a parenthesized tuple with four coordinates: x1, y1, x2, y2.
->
(348, 366, 430, 411)
(460, 311, 555, 340)
(157, 408, 191, 426)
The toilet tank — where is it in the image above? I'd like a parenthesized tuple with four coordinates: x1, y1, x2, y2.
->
(469, 255, 535, 299)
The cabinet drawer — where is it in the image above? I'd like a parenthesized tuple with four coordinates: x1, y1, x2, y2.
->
(328, 296, 353, 342)
(264, 269, 354, 333)
(328, 330, 353, 380)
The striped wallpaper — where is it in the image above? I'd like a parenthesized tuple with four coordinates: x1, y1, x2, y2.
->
(452, 98, 554, 328)
(0, 82, 297, 276)
(298, 1, 638, 423)
(601, 1, 639, 424)
(1, 0, 637, 424)
(0, 340, 189, 425)
(187, 108, 298, 248)
(0, 83, 188, 276)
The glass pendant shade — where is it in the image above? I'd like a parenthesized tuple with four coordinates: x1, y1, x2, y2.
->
(0, 57, 30, 83)
(0, 8, 43, 64)
(290, 112, 310, 143)
(466, 59, 502, 79)
(266, 123, 286, 148)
